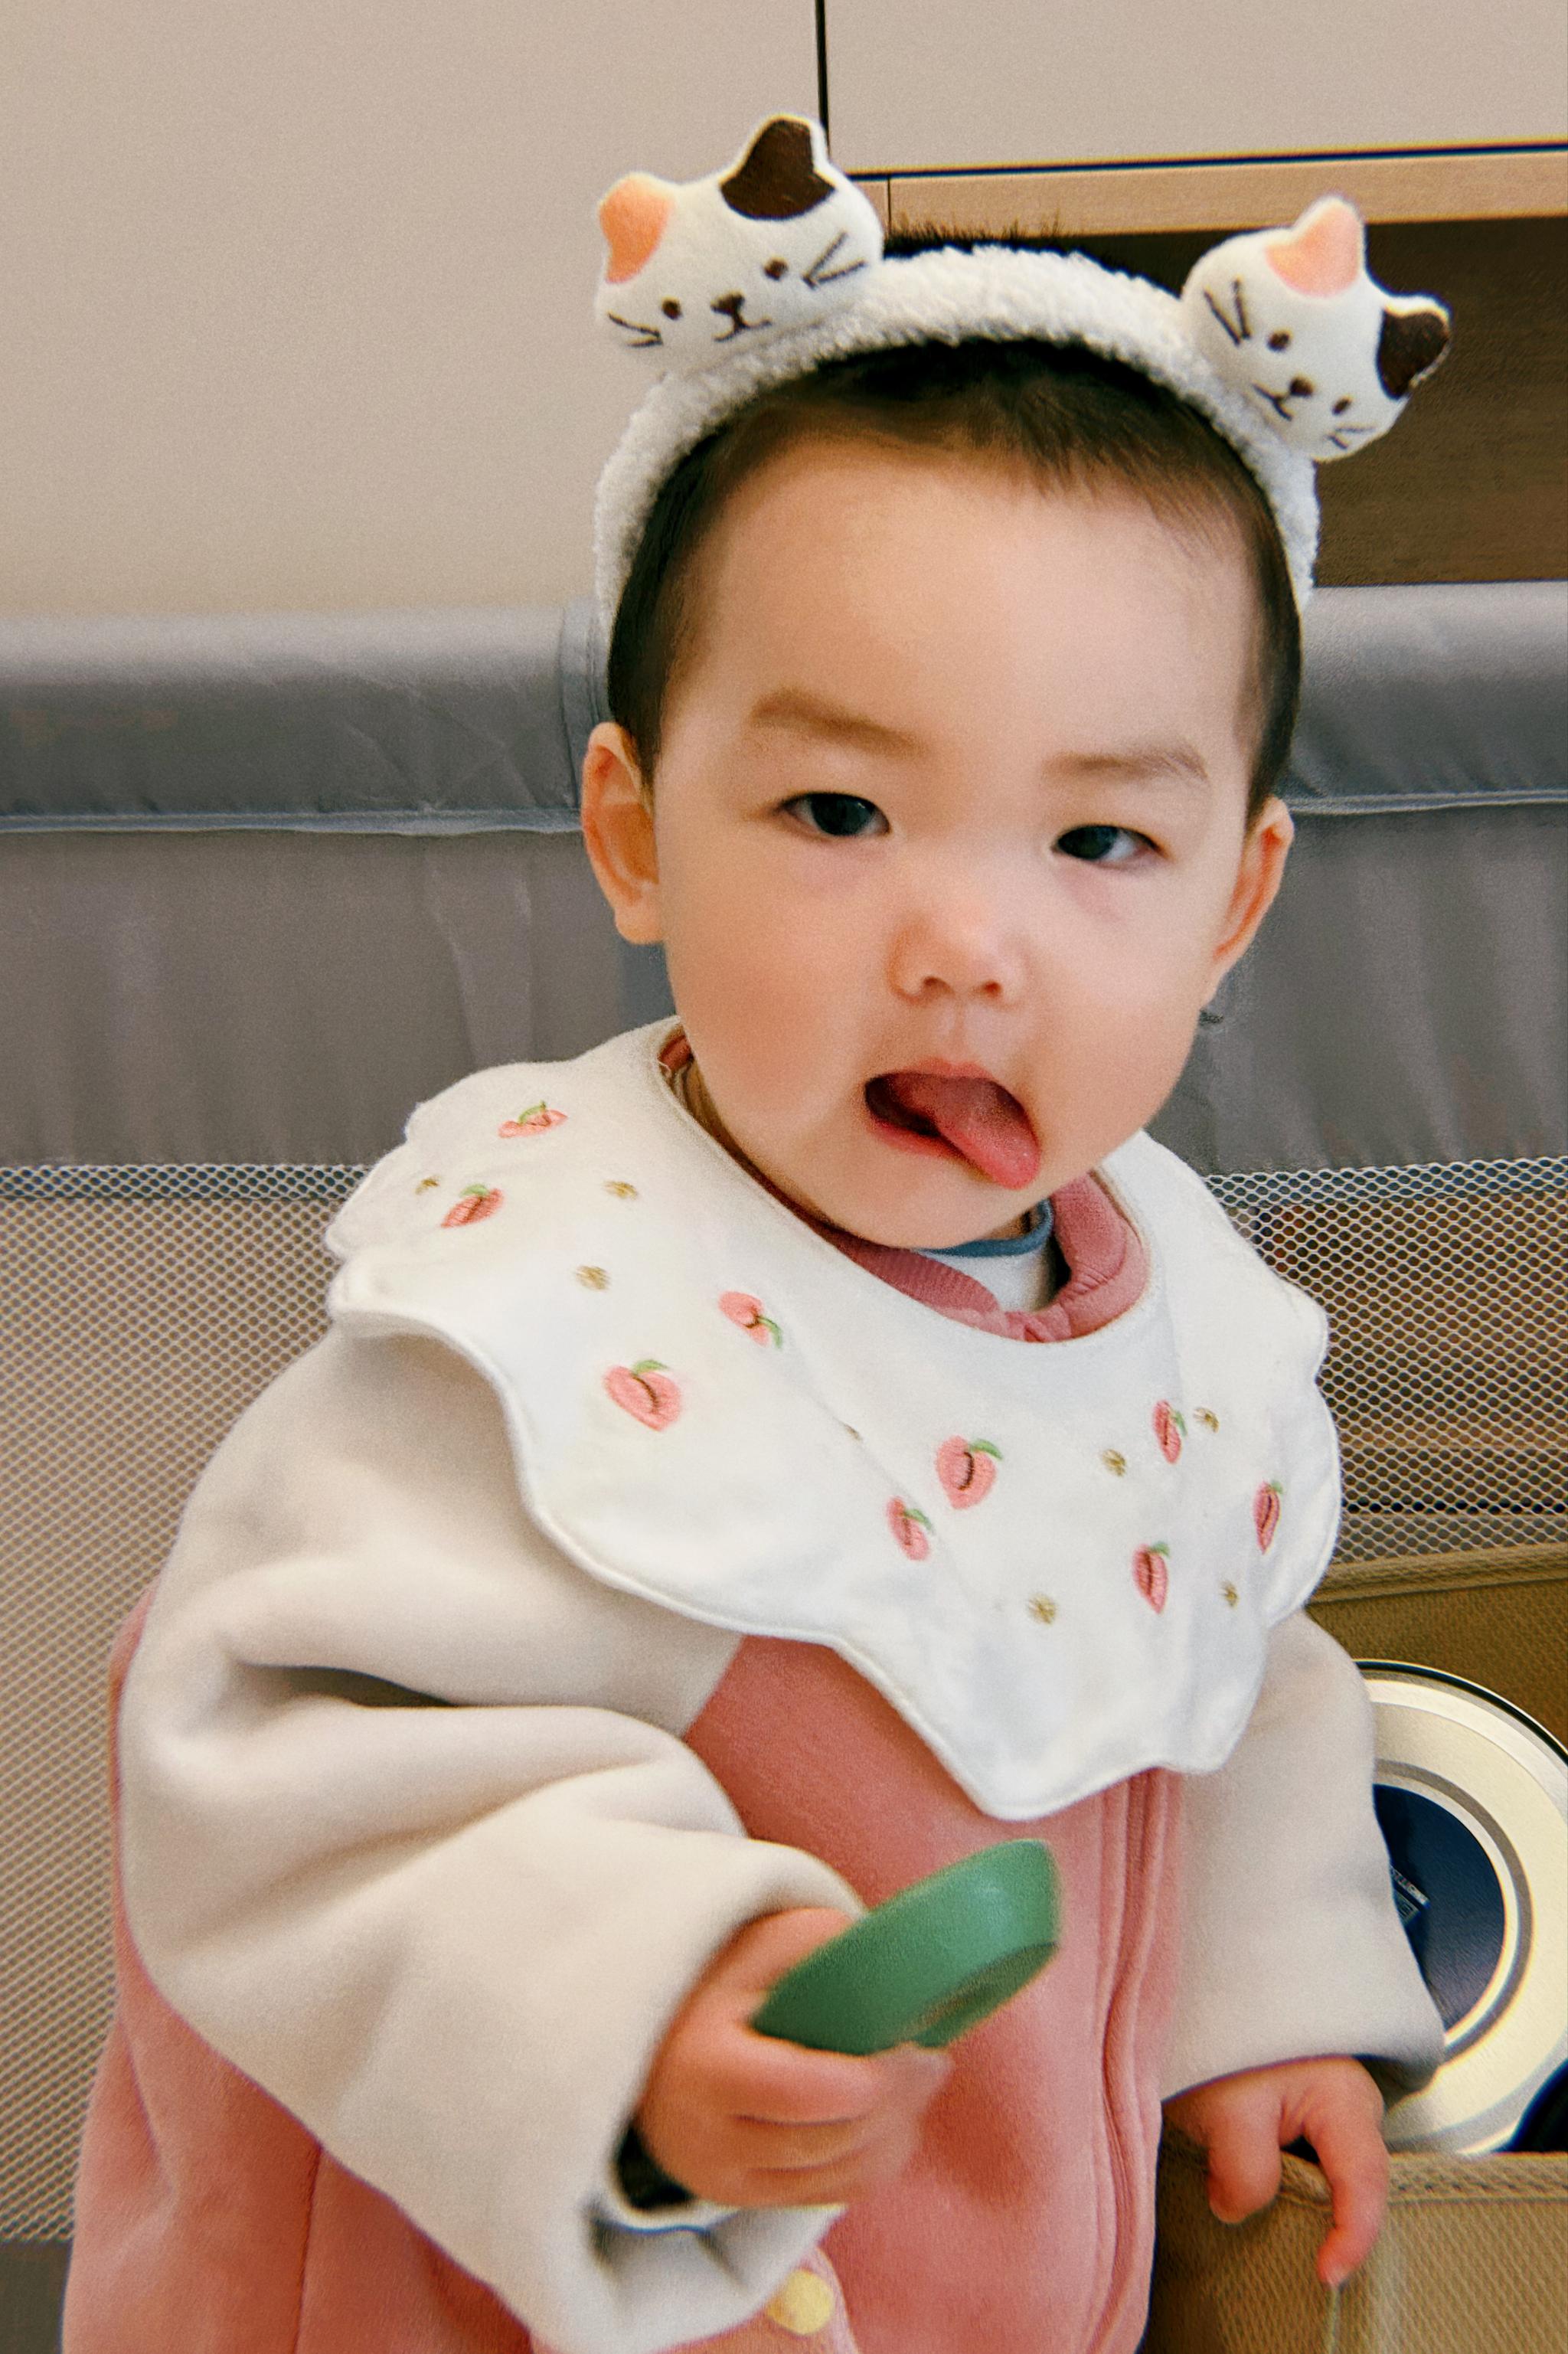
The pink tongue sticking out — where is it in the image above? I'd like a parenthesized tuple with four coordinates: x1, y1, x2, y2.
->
(877, 1072, 1041, 1190)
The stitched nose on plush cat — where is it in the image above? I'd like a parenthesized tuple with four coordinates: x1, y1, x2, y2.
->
(710, 290, 770, 338)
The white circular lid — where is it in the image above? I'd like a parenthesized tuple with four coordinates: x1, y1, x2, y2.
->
(1361, 1663, 1568, 2153)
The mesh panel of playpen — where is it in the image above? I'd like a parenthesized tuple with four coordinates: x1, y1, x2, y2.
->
(1, 1154, 1563, 2238)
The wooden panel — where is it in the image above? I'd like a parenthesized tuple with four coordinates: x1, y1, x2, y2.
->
(880, 149, 1568, 239)
(856, 175, 891, 229)
(825, 0, 1568, 174)
(866, 210, 1568, 587)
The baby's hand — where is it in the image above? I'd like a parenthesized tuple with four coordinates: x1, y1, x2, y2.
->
(635, 1908, 952, 2209)
(1164, 2055, 1388, 2288)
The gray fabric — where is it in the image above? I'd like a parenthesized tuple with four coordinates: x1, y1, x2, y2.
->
(0, 831, 641, 1167)
(2, 584, 1564, 832)
(1285, 583, 1568, 815)
(1150, 803, 1567, 1172)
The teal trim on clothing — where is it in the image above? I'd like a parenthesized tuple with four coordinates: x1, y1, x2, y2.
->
(920, 1201, 1054, 1263)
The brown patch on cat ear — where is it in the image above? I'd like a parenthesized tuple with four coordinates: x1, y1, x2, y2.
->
(1266, 197, 1363, 296)
(599, 175, 674, 284)
(1377, 302, 1452, 398)
(720, 116, 834, 221)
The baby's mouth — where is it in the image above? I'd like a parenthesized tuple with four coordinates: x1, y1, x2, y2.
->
(864, 1070, 1041, 1191)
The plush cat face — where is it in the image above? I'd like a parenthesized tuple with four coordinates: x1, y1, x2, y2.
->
(594, 115, 884, 371)
(1180, 198, 1451, 461)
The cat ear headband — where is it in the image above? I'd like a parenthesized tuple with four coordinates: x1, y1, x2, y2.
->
(593, 114, 1451, 621)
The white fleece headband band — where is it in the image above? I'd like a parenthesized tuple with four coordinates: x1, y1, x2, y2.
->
(592, 116, 1451, 626)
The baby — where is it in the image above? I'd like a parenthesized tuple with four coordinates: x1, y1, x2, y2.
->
(66, 119, 1451, 2354)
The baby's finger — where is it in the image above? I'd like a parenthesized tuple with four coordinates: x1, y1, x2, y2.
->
(724, 1908, 861, 2009)
(717, 2033, 908, 2127)
(741, 2110, 928, 2205)
(1308, 2107, 1389, 2287)
(1204, 2101, 1283, 2225)
(729, 2106, 897, 2174)
(715, 2005, 952, 2127)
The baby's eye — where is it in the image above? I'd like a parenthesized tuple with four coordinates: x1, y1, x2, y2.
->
(1056, 823, 1151, 865)
(783, 792, 888, 839)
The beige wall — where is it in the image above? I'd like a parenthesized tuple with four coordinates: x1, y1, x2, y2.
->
(826, 0, 1568, 173)
(5, 3, 1560, 619)
(0, 3, 816, 616)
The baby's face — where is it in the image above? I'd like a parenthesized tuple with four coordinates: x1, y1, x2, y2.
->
(584, 437, 1292, 1247)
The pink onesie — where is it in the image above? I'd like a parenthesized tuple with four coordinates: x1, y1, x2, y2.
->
(67, 1179, 1179, 2354)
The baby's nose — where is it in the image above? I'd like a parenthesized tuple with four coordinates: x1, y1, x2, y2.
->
(889, 891, 1027, 1004)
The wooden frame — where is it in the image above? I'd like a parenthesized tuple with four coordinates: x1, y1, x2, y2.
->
(855, 147, 1567, 239)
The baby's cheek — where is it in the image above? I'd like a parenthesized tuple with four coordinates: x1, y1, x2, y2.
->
(1067, 987, 1205, 1143)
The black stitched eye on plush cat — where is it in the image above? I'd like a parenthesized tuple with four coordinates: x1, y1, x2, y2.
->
(764, 258, 789, 280)
(1268, 330, 1291, 350)
(661, 299, 681, 319)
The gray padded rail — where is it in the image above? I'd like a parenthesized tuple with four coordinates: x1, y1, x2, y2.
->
(0, 598, 607, 833)
(2, 583, 1564, 832)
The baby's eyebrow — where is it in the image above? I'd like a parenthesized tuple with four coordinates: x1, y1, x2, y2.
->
(1051, 744, 1211, 790)
(743, 688, 920, 754)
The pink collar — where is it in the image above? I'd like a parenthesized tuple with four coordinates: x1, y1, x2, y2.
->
(825, 1177, 1145, 1342)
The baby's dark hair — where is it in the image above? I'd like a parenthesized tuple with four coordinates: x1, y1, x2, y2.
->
(606, 253, 1302, 826)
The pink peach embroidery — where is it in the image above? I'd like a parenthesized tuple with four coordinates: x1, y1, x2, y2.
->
(605, 1360, 681, 1430)
(1152, 1401, 1186, 1463)
(936, 1436, 1001, 1508)
(887, 1499, 933, 1561)
(719, 1291, 782, 1347)
(498, 1101, 566, 1138)
(1255, 1482, 1283, 1550)
(441, 1185, 503, 1228)
(1133, 1543, 1170, 1613)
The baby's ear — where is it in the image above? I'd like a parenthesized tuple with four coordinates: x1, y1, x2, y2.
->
(1210, 798, 1295, 979)
(580, 724, 663, 944)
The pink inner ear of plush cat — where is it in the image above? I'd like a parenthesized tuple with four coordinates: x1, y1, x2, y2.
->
(599, 173, 674, 284)
(1265, 198, 1363, 296)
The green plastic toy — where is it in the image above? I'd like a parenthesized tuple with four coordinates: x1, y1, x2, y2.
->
(751, 1839, 1061, 2056)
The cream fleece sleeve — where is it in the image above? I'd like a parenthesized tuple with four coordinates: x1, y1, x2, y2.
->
(1161, 1610, 1444, 2101)
(118, 1328, 860, 2354)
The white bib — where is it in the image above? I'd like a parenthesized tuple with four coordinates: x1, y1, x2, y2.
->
(325, 1022, 1341, 1819)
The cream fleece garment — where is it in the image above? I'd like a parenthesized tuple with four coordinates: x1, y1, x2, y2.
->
(103, 1025, 1441, 2351)
(115, 1326, 1439, 2353)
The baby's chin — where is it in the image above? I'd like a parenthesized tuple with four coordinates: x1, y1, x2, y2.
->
(763, 1143, 1050, 1251)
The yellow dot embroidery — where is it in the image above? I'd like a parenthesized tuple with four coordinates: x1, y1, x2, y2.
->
(765, 2269, 836, 2335)
(1221, 1581, 1239, 1607)
(575, 1265, 610, 1290)
(1102, 1450, 1127, 1476)
(415, 1177, 440, 1194)
(604, 1180, 639, 1199)
(1027, 1594, 1057, 1625)
(1196, 1408, 1220, 1432)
